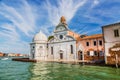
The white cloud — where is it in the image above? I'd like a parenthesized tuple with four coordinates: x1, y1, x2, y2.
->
(0, 1, 37, 37)
(44, 0, 87, 26)
(0, 41, 29, 54)
(0, 24, 19, 41)
(0, 23, 30, 53)
(82, 27, 101, 34)
(0, 0, 87, 54)
(91, 0, 99, 8)
(0, 0, 37, 53)
(93, 0, 99, 5)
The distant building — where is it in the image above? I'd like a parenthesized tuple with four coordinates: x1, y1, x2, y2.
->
(7, 53, 18, 57)
(0, 52, 4, 57)
(102, 22, 120, 65)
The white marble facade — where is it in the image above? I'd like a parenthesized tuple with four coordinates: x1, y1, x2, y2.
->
(30, 16, 77, 61)
(30, 31, 48, 60)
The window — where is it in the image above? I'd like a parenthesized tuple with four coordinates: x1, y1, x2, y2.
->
(32, 54, 34, 58)
(32, 49, 35, 53)
(59, 35, 63, 39)
(94, 51, 97, 56)
(87, 51, 90, 56)
(70, 45, 73, 54)
(99, 40, 102, 46)
(100, 51, 104, 56)
(33, 46, 35, 49)
(114, 29, 119, 37)
(93, 41, 96, 46)
(40, 46, 43, 48)
(47, 43, 48, 48)
(86, 42, 89, 46)
(51, 47, 53, 55)
(90, 51, 94, 56)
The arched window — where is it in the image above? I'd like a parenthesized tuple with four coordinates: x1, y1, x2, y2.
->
(40, 46, 43, 48)
(94, 51, 97, 56)
(70, 45, 73, 54)
(87, 51, 90, 56)
(32, 53, 34, 59)
(51, 47, 53, 55)
(33, 46, 35, 49)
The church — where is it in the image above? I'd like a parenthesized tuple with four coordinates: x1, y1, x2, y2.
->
(30, 16, 104, 62)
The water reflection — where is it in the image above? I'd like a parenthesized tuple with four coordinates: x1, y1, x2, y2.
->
(0, 58, 120, 80)
(30, 62, 120, 80)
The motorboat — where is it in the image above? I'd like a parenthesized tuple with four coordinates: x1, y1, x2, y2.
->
(1, 57, 8, 60)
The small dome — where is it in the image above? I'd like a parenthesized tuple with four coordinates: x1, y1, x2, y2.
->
(33, 31, 47, 43)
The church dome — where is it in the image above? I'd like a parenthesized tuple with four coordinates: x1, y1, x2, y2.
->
(33, 31, 47, 43)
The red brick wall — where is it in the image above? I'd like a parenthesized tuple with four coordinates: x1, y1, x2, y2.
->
(84, 55, 104, 61)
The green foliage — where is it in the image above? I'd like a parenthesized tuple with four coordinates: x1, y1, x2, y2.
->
(48, 36, 54, 41)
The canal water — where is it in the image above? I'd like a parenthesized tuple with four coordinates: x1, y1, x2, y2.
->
(0, 57, 120, 80)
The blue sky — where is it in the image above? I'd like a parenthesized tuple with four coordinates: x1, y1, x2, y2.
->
(0, 0, 120, 54)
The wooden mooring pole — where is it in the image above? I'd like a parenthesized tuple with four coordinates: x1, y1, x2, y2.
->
(115, 54, 118, 68)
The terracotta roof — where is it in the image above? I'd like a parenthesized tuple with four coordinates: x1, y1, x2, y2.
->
(102, 22, 120, 28)
(68, 30, 80, 40)
(0, 52, 3, 54)
(81, 34, 103, 40)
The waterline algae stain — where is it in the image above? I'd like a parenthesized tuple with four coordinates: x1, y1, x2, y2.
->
(0, 58, 120, 80)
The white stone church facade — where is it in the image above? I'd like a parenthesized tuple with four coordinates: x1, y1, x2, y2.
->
(30, 16, 80, 61)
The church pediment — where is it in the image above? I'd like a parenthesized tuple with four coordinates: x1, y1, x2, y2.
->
(54, 24, 68, 32)
(54, 16, 69, 32)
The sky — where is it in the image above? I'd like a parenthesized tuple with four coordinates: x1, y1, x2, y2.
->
(0, 0, 120, 54)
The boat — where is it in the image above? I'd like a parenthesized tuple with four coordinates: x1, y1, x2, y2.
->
(1, 58, 8, 60)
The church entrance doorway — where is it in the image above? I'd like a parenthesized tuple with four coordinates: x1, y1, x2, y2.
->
(60, 53, 63, 59)
(32, 54, 34, 59)
(78, 51, 83, 60)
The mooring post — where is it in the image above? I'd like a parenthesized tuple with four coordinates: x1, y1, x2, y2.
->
(115, 54, 118, 68)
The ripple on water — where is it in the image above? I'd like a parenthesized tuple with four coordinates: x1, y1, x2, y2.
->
(0, 58, 120, 80)
(29, 62, 120, 80)
(0, 58, 32, 80)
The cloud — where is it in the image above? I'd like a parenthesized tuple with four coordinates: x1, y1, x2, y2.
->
(43, 0, 87, 26)
(93, 0, 99, 5)
(93, 0, 99, 6)
(0, 0, 37, 53)
(0, 24, 19, 41)
(0, 1, 37, 37)
(82, 27, 101, 34)
(0, 0, 107, 54)
(0, 41, 29, 54)
(0, 23, 30, 53)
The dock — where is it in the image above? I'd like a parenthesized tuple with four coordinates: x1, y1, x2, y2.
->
(12, 58, 93, 64)
(12, 58, 37, 62)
